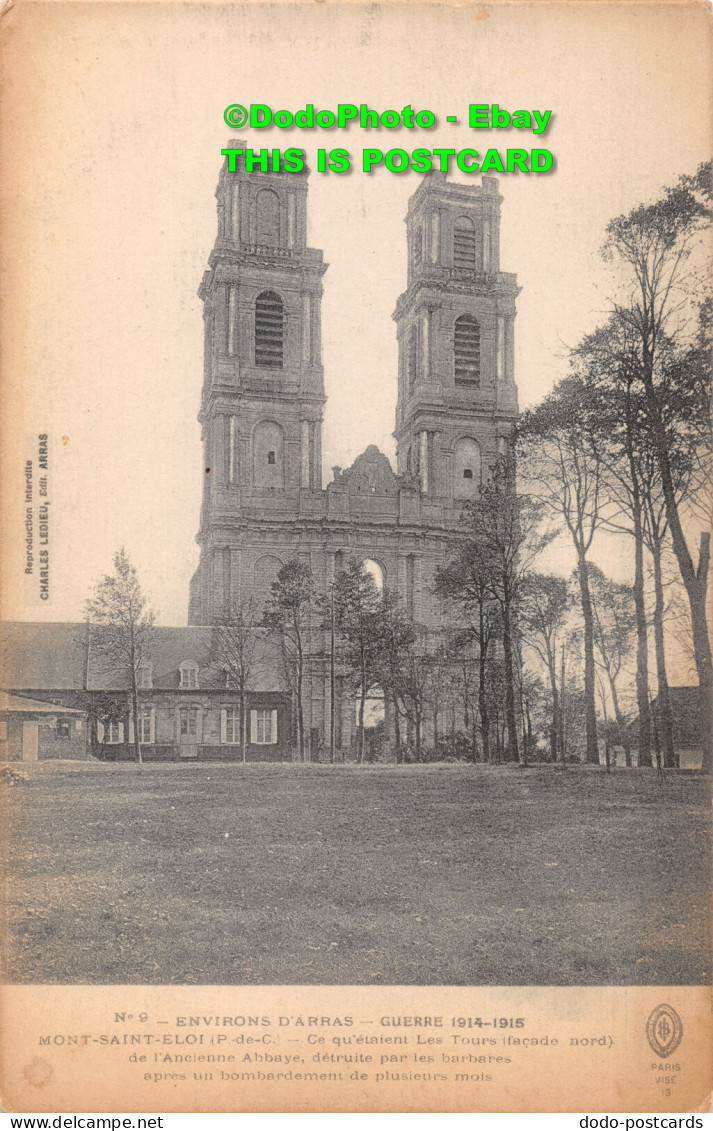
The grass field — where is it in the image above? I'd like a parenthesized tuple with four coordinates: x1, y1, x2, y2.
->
(2, 761, 710, 985)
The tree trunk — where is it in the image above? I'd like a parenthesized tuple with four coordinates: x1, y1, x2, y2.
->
(502, 593, 520, 763)
(631, 492, 652, 766)
(605, 668, 631, 768)
(650, 531, 676, 768)
(576, 551, 600, 763)
(639, 348, 712, 773)
(478, 610, 491, 763)
(358, 641, 367, 765)
(296, 654, 305, 762)
(560, 644, 567, 768)
(131, 684, 142, 765)
(548, 653, 559, 762)
(393, 695, 401, 763)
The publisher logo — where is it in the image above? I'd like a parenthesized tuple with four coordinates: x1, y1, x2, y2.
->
(646, 1004, 683, 1057)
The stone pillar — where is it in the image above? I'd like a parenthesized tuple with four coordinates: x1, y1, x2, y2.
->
(287, 193, 296, 248)
(231, 182, 240, 239)
(497, 315, 505, 382)
(430, 210, 440, 264)
(228, 288, 237, 356)
(302, 294, 311, 364)
(419, 430, 429, 494)
(300, 420, 310, 487)
(505, 315, 515, 383)
(483, 222, 492, 272)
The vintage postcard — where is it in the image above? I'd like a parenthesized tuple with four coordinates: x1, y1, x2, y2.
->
(0, 0, 711, 1114)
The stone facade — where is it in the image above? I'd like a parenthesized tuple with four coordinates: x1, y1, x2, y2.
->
(188, 147, 520, 757)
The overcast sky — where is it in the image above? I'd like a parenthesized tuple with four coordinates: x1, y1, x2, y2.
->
(2, 1, 710, 625)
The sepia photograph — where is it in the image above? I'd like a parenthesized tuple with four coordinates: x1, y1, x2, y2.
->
(0, 0, 711, 1113)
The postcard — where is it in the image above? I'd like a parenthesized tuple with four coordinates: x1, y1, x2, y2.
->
(0, 0, 711, 1114)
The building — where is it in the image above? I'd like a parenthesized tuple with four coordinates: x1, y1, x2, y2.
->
(0, 621, 291, 763)
(627, 686, 704, 771)
(0, 690, 88, 763)
(187, 146, 520, 757)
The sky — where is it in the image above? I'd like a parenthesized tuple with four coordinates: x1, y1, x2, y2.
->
(1, 1, 711, 626)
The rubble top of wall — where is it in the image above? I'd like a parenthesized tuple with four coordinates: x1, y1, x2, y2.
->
(329, 445, 417, 497)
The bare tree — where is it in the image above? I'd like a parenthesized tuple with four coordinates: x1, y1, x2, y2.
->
(85, 548, 155, 764)
(330, 559, 384, 764)
(436, 539, 499, 763)
(587, 564, 636, 767)
(518, 381, 605, 764)
(602, 162, 712, 771)
(262, 558, 315, 761)
(520, 572, 571, 764)
(211, 596, 260, 760)
(437, 457, 553, 763)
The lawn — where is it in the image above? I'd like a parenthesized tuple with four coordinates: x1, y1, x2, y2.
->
(2, 761, 710, 985)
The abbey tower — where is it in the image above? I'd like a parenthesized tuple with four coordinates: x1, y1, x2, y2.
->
(188, 145, 520, 755)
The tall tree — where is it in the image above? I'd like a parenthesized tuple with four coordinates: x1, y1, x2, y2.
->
(520, 572, 571, 764)
(518, 379, 606, 763)
(330, 559, 384, 764)
(210, 596, 260, 760)
(262, 559, 315, 761)
(85, 548, 155, 764)
(587, 564, 636, 767)
(437, 457, 554, 762)
(436, 535, 499, 762)
(602, 162, 712, 771)
(571, 320, 655, 765)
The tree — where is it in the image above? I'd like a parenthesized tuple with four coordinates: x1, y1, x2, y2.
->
(518, 379, 606, 764)
(210, 596, 260, 761)
(587, 564, 636, 767)
(602, 162, 712, 771)
(436, 533, 499, 762)
(370, 593, 419, 761)
(437, 457, 554, 763)
(330, 559, 384, 764)
(520, 572, 571, 764)
(85, 548, 155, 764)
(262, 558, 315, 761)
(570, 320, 655, 765)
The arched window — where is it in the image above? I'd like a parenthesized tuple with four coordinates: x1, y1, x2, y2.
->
(255, 291, 284, 368)
(453, 216, 479, 271)
(407, 321, 419, 391)
(453, 437, 481, 499)
(454, 315, 480, 386)
(253, 421, 285, 488)
(362, 558, 385, 592)
(256, 188, 280, 246)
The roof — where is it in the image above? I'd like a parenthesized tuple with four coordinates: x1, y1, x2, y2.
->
(1, 622, 88, 690)
(0, 691, 85, 715)
(1, 622, 288, 694)
(86, 625, 214, 690)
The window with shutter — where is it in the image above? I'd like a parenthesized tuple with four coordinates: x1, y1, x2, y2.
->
(252, 708, 277, 744)
(138, 708, 154, 744)
(454, 315, 481, 386)
(255, 291, 284, 369)
(453, 216, 478, 271)
(222, 707, 240, 744)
